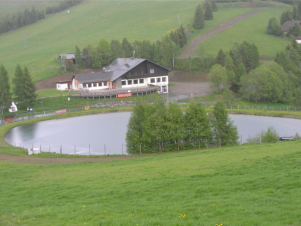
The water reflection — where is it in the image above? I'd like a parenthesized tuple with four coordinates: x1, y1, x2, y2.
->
(5, 112, 301, 155)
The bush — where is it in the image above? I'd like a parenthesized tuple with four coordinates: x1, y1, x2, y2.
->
(247, 126, 278, 144)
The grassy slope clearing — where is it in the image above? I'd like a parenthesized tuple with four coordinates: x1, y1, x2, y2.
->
(1, 141, 301, 225)
(197, 6, 290, 58)
(0, 0, 252, 83)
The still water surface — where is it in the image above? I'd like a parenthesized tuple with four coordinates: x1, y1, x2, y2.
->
(5, 112, 301, 155)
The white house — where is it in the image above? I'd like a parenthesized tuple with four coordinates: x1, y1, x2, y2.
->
(71, 58, 170, 93)
(56, 80, 72, 91)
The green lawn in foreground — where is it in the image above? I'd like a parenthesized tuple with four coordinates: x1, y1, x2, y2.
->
(1, 141, 301, 225)
(196, 6, 291, 58)
(0, 0, 253, 83)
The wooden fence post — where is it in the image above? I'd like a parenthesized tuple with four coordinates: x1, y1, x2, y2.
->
(60, 145, 62, 156)
(89, 145, 90, 156)
(104, 144, 106, 155)
(122, 143, 123, 155)
(49, 145, 50, 155)
(74, 145, 76, 155)
(219, 138, 221, 147)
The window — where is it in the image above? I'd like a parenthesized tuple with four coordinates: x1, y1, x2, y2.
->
(150, 78, 155, 83)
(93, 83, 97, 87)
(88, 83, 92, 88)
(121, 80, 126, 86)
(150, 69, 154, 74)
(139, 79, 144, 84)
(162, 77, 166, 82)
(128, 80, 132, 85)
(157, 77, 161, 83)
(83, 83, 88, 88)
(103, 82, 107, 86)
(134, 79, 138, 84)
(98, 82, 102, 86)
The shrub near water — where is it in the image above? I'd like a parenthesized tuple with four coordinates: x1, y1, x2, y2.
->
(247, 126, 278, 144)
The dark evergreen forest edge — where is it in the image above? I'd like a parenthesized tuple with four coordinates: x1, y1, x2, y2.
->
(0, 0, 83, 35)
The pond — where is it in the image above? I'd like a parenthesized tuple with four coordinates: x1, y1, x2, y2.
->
(4, 112, 301, 155)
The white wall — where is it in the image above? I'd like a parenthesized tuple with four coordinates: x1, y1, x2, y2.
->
(56, 83, 69, 91)
(81, 82, 109, 91)
(121, 76, 169, 93)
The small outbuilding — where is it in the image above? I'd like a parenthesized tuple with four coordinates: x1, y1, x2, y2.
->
(59, 54, 76, 64)
(56, 80, 72, 91)
(282, 20, 301, 32)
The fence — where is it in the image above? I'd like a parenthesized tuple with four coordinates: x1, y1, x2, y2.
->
(2, 142, 127, 156)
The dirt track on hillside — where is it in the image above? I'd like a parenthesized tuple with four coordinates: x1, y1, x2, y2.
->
(178, 8, 264, 59)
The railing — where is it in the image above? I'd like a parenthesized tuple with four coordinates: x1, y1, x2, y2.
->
(70, 86, 158, 98)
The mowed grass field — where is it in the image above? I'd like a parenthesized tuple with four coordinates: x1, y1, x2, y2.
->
(197, 6, 291, 58)
(1, 0, 254, 83)
(1, 141, 301, 225)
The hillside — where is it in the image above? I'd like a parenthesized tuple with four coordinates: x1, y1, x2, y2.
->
(196, 4, 291, 58)
(1, 141, 301, 225)
(0, 0, 255, 83)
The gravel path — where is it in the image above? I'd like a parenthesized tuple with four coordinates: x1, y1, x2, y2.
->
(178, 9, 264, 59)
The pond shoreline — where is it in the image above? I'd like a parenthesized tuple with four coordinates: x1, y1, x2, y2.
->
(1, 107, 301, 157)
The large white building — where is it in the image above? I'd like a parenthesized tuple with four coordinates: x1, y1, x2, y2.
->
(71, 58, 170, 93)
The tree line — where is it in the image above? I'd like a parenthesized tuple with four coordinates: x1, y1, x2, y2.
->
(126, 100, 238, 154)
(74, 25, 187, 69)
(208, 39, 301, 107)
(46, 0, 83, 14)
(0, 64, 37, 114)
(0, 7, 45, 35)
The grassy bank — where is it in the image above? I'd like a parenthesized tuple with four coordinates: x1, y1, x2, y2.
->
(1, 141, 301, 225)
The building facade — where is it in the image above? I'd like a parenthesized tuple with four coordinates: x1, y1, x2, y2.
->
(71, 58, 170, 93)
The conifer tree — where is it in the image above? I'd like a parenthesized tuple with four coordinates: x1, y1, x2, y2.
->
(13, 64, 24, 104)
(293, 5, 299, 20)
(280, 9, 293, 25)
(211, 0, 217, 11)
(122, 38, 133, 58)
(22, 66, 37, 108)
(193, 4, 205, 29)
(204, 0, 213, 20)
(216, 49, 226, 66)
(177, 24, 187, 47)
(0, 65, 12, 113)
(75, 45, 82, 66)
(267, 17, 284, 35)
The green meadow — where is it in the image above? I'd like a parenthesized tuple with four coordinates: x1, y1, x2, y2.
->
(1, 141, 301, 225)
(1, 0, 253, 83)
(197, 6, 291, 58)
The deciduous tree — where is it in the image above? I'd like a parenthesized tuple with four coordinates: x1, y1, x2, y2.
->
(209, 64, 227, 92)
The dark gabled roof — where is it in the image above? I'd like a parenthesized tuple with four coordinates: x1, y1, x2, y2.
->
(56, 80, 72, 84)
(108, 58, 171, 81)
(72, 58, 171, 83)
(73, 71, 112, 83)
(282, 20, 301, 31)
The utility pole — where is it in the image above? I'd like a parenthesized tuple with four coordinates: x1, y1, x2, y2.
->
(177, 15, 181, 25)
(23, 34, 27, 49)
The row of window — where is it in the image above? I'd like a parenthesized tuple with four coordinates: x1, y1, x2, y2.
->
(128, 69, 154, 76)
(121, 77, 167, 86)
(83, 82, 107, 88)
